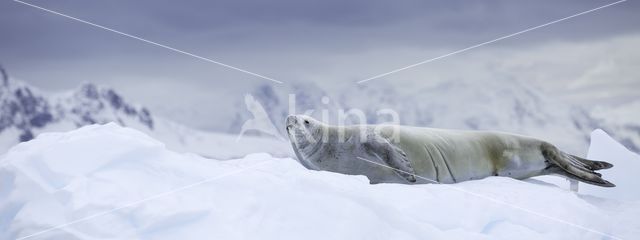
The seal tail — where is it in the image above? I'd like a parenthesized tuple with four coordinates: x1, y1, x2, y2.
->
(541, 142, 615, 187)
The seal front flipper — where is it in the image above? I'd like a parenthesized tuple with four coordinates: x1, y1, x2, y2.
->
(363, 134, 417, 183)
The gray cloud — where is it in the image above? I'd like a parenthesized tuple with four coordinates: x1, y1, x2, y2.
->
(3, 0, 639, 57)
(1, 0, 638, 129)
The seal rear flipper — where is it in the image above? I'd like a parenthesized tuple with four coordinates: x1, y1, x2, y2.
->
(541, 142, 615, 188)
(364, 135, 417, 183)
(545, 165, 614, 187)
(570, 154, 614, 170)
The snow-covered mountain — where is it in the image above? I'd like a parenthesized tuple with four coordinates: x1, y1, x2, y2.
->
(0, 67, 291, 159)
(1, 64, 636, 158)
(0, 81, 153, 139)
(0, 78, 155, 147)
(0, 64, 153, 144)
(232, 78, 639, 155)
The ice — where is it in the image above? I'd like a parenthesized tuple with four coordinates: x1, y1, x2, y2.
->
(582, 129, 640, 200)
(1, 124, 638, 240)
(532, 129, 640, 201)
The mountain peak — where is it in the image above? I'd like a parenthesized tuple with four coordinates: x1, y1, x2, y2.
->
(67, 82, 154, 129)
(0, 64, 7, 86)
(0, 68, 154, 147)
(77, 82, 100, 99)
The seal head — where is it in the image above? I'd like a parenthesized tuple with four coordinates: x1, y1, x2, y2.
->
(286, 115, 325, 170)
(286, 115, 417, 183)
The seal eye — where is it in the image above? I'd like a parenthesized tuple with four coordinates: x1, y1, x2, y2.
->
(304, 120, 310, 125)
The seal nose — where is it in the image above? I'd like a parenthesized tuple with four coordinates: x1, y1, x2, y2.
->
(286, 115, 297, 128)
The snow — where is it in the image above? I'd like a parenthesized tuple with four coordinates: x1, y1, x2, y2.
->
(144, 118, 292, 160)
(0, 116, 293, 160)
(1, 124, 639, 240)
(581, 129, 640, 200)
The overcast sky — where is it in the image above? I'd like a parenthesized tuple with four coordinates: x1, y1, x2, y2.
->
(1, 0, 639, 130)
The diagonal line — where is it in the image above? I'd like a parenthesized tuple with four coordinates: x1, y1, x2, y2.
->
(13, 0, 283, 84)
(355, 157, 623, 240)
(357, 0, 628, 84)
(15, 159, 274, 240)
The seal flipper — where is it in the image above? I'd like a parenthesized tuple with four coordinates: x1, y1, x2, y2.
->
(541, 142, 615, 187)
(570, 154, 613, 170)
(364, 135, 417, 183)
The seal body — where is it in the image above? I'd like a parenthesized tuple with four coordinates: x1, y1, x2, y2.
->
(286, 115, 614, 187)
(393, 126, 545, 184)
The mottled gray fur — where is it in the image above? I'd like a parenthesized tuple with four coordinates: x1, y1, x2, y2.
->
(286, 115, 614, 187)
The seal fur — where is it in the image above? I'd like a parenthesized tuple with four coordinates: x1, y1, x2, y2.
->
(285, 115, 614, 187)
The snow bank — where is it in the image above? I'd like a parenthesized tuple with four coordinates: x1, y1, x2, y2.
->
(1, 124, 638, 240)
